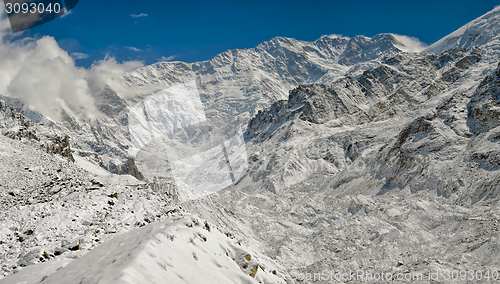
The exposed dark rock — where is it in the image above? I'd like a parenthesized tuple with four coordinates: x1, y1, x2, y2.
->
(45, 136, 75, 162)
(109, 157, 145, 180)
(468, 62, 500, 133)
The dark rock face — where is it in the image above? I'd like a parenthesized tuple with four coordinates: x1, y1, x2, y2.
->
(109, 157, 145, 180)
(468, 62, 500, 133)
(92, 86, 128, 123)
(45, 136, 75, 162)
(338, 34, 402, 65)
(243, 46, 493, 201)
(246, 48, 481, 143)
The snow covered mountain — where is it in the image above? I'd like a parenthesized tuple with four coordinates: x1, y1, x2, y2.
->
(425, 5, 500, 53)
(181, 44, 500, 277)
(0, 33, 421, 181)
(0, 32, 424, 195)
(2, 6, 500, 284)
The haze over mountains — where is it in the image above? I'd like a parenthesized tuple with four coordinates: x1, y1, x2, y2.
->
(1, 5, 500, 284)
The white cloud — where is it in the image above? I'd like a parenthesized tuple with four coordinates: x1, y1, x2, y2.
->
(327, 34, 346, 39)
(0, 9, 12, 37)
(158, 55, 177, 62)
(0, 36, 98, 120)
(319, 34, 350, 40)
(130, 13, 148, 18)
(70, 52, 89, 60)
(86, 56, 145, 99)
(0, 8, 147, 120)
(391, 34, 428, 53)
(126, 46, 142, 52)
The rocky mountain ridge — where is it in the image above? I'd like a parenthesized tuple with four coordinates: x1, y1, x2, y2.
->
(2, 6, 500, 284)
(0, 32, 427, 184)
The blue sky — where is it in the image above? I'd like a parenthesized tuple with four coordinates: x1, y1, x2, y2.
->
(18, 0, 500, 67)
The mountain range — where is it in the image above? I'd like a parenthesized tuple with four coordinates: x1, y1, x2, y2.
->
(1, 6, 500, 284)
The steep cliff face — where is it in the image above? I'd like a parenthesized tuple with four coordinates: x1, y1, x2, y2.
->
(244, 48, 482, 193)
(108, 157, 144, 180)
(468, 62, 500, 133)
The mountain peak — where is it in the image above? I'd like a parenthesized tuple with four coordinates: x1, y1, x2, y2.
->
(425, 6, 500, 53)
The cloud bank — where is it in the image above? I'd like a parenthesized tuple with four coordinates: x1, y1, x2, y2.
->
(0, 7, 144, 121)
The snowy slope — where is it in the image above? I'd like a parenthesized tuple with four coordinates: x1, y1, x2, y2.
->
(0, 127, 287, 283)
(425, 6, 500, 53)
(12, 32, 415, 198)
(2, 214, 285, 284)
